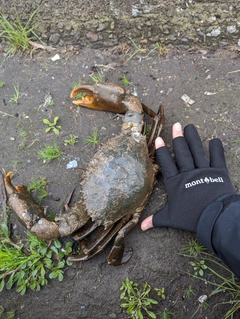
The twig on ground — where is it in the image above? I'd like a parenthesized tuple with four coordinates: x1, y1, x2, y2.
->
(0, 110, 14, 117)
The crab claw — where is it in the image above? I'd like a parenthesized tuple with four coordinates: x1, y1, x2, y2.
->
(4, 172, 61, 239)
(70, 82, 134, 113)
(4, 172, 93, 240)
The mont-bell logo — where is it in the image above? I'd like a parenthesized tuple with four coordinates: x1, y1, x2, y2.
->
(185, 177, 224, 188)
(204, 177, 210, 184)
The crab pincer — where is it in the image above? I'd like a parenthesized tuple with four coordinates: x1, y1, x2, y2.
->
(70, 82, 143, 113)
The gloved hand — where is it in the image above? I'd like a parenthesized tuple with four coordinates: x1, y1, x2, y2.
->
(141, 123, 235, 232)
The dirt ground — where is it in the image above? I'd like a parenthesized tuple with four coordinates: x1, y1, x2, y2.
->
(0, 46, 240, 319)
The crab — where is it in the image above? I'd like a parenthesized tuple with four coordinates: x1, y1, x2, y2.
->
(4, 82, 164, 266)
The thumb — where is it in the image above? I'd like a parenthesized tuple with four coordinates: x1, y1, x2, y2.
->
(152, 204, 171, 228)
(141, 215, 154, 231)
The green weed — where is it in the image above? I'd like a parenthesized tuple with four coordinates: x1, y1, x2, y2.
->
(46, 212, 55, 222)
(64, 134, 78, 146)
(8, 85, 20, 103)
(155, 288, 175, 319)
(127, 38, 147, 61)
(18, 139, 27, 150)
(154, 287, 166, 300)
(43, 95, 55, 106)
(181, 238, 207, 257)
(122, 75, 130, 87)
(38, 143, 63, 163)
(0, 5, 42, 57)
(148, 43, 167, 57)
(18, 130, 28, 149)
(181, 239, 240, 319)
(160, 310, 175, 319)
(145, 123, 152, 138)
(184, 285, 196, 299)
(0, 305, 15, 319)
(89, 71, 103, 83)
(228, 69, 240, 74)
(84, 129, 99, 146)
(43, 116, 61, 135)
(70, 79, 86, 100)
(70, 79, 83, 89)
(72, 92, 86, 100)
(47, 96, 55, 106)
(0, 223, 72, 295)
(189, 301, 209, 319)
(0, 81, 5, 88)
(20, 130, 28, 137)
(27, 177, 48, 203)
(120, 278, 158, 319)
(40, 94, 55, 108)
(190, 259, 207, 277)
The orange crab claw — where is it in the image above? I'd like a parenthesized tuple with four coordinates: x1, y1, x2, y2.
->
(70, 82, 129, 113)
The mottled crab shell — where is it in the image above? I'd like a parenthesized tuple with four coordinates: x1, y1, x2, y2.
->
(82, 133, 155, 228)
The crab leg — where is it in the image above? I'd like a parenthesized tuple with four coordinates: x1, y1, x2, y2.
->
(73, 220, 99, 241)
(107, 210, 142, 266)
(143, 104, 165, 158)
(81, 224, 115, 254)
(68, 212, 133, 263)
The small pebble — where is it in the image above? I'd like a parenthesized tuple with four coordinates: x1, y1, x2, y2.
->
(198, 295, 208, 303)
(66, 160, 78, 169)
(51, 54, 60, 61)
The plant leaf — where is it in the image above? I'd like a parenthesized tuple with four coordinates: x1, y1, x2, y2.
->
(0, 279, 5, 292)
(145, 309, 156, 319)
(53, 116, 59, 124)
(147, 298, 158, 305)
(1, 223, 10, 238)
(53, 128, 59, 135)
(58, 272, 64, 281)
(53, 239, 61, 248)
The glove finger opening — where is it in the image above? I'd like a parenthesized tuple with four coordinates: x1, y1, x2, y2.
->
(184, 124, 210, 168)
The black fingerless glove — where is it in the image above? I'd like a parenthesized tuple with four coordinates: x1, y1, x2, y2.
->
(153, 124, 235, 232)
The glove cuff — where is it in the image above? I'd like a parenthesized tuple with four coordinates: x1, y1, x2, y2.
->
(197, 193, 240, 253)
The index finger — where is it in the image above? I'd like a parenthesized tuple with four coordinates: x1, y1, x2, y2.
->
(155, 137, 179, 180)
